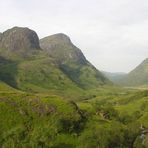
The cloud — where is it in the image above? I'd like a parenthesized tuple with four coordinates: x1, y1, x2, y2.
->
(0, 0, 148, 72)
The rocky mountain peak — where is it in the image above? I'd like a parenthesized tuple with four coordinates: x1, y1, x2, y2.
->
(40, 33, 86, 64)
(0, 27, 40, 51)
(42, 33, 71, 44)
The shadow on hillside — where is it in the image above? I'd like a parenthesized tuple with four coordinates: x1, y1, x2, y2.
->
(0, 56, 18, 88)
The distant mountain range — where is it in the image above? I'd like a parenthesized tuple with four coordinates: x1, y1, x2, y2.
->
(121, 58, 148, 86)
(103, 58, 148, 86)
(0, 27, 111, 98)
(102, 71, 127, 84)
(1, 26, 148, 90)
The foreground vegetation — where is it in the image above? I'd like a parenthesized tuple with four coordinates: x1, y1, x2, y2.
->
(0, 26, 147, 147)
(0, 26, 112, 147)
(0, 82, 147, 148)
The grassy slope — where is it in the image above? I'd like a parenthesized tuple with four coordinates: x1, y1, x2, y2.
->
(16, 57, 86, 99)
(77, 88, 148, 147)
(0, 54, 89, 100)
(114, 58, 148, 86)
(59, 62, 111, 89)
(0, 52, 111, 101)
(0, 82, 147, 147)
(40, 34, 111, 89)
(0, 83, 85, 147)
(0, 53, 147, 147)
(0, 28, 147, 147)
(0, 28, 111, 101)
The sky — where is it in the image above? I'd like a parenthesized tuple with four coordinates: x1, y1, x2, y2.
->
(1, 0, 148, 72)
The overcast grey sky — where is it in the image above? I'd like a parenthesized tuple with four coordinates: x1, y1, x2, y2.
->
(1, 0, 148, 72)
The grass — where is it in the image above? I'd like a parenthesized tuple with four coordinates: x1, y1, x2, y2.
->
(0, 81, 148, 147)
(0, 52, 147, 147)
(0, 27, 147, 147)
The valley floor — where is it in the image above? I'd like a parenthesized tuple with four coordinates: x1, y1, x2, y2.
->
(0, 83, 148, 148)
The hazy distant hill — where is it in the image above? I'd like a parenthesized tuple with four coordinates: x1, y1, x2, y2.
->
(102, 71, 127, 84)
(107, 58, 148, 86)
(119, 58, 148, 86)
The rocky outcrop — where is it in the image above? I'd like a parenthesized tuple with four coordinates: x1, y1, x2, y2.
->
(0, 27, 40, 51)
(40, 33, 86, 64)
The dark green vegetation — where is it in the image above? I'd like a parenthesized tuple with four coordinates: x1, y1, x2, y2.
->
(0, 27, 111, 99)
(0, 82, 147, 147)
(0, 27, 148, 147)
(40, 33, 110, 89)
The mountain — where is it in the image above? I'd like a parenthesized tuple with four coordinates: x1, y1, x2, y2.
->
(0, 33, 2, 40)
(0, 27, 44, 88)
(0, 27, 41, 59)
(0, 28, 84, 97)
(40, 33, 111, 89)
(40, 33, 86, 64)
(119, 58, 148, 86)
(102, 71, 126, 84)
(0, 27, 111, 99)
(1, 27, 148, 148)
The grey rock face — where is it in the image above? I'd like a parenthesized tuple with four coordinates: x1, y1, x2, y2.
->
(40, 33, 86, 64)
(0, 27, 40, 51)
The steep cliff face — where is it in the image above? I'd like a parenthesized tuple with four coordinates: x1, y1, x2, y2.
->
(0, 27, 41, 59)
(40, 33, 86, 64)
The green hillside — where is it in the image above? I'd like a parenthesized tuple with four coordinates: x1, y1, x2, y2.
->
(104, 58, 148, 87)
(40, 33, 111, 89)
(111, 58, 148, 86)
(0, 81, 147, 147)
(123, 58, 148, 86)
(0, 27, 147, 147)
(0, 27, 111, 99)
